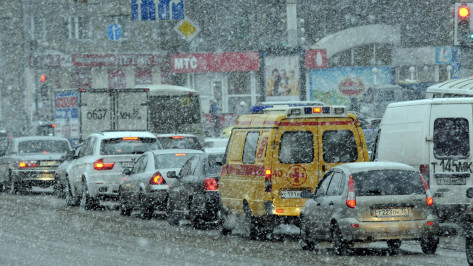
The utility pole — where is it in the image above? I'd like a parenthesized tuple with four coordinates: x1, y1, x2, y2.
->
(286, 0, 298, 47)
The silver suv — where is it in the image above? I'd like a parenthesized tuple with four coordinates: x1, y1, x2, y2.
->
(65, 131, 160, 209)
(299, 162, 439, 255)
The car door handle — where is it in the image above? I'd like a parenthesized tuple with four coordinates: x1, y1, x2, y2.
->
(329, 202, 334, 206)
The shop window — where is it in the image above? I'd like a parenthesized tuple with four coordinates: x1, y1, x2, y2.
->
(228, 72, 250, 94)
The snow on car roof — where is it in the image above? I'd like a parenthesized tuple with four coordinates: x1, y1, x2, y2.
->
(14, 136, 70, 142)
(337, 162, 416, 172)
(151, 149, 204, 155)
(90, 131, 157, 139)
(155, 134, 198, 138)
(387, 97, 473, 108)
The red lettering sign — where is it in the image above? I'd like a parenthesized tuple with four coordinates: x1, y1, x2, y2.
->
(305, 49, 327, 69)
(171, 51, 260, 73)
(56, 96, 77, 108)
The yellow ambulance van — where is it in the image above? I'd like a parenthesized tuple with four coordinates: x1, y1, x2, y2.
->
(219, 105, 369, 238)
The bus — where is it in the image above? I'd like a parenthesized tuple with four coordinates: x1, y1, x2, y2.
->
(135, 84, 203, 136)
(426, 77, 473, 98)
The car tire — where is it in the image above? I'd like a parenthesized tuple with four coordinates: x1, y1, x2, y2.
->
(332, 223, 350, 255)
(387, 239, 402, 254)
(218, 209, 233, 235)
(466, 236, 473, 265)
(166, 200, 179, 226)
(53, 175, 65, 198)
(118, 190, 132, 216)
(244, 202, 267, 240)
(190, 199, 204, 229)
(420, 237, 439, 255)
(140, 193, 154, 220)
(65, 180, 79, 207)
(9, 177, 17, 195)
(80, 182, 98, 210)
(300, 215, 317, 251)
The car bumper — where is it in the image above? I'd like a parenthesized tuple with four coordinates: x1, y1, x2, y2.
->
(11, 170, 56, 186)
(338, 216, 439, 242)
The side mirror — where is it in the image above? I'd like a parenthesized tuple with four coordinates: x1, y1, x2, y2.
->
(300, 190, 313, 199)
(167, 171, 178, 179)
(122, 168, 132, 175)
(467, 188, 473, 198)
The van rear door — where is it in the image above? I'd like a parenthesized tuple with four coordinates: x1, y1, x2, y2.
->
(317, 117, 366, 175)
(429, 103, 473, 208)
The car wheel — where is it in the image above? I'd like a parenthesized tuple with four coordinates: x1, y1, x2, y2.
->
(140, 193, 154, 220)
(65, 180, 79, 207)
(387, 239, 402, 255)
(53, 175, 65, 198)
(118, 189, 132, 216)
(332, 223, 350, 255)
(218, 209, 232, 235)
(9, 177, 17, 195)
(420, 237, 439, 255)
(466, 236, 473, 265)
(300, 215, 317, 251)
(190, 199, 203, 229)
(80, 182, 98, 210)
(166, 199, 179, 226)
(244, 202, 267, 240)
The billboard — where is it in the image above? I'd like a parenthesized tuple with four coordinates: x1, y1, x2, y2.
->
(264, 55, 300, 101)
(54, 91, 80, 147)
(309, 66, 393, 107)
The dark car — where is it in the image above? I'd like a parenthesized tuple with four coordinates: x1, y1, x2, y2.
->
(166, 153, 221, 228)
(0, 136, 72, 193)
(156, 134, 204, 151)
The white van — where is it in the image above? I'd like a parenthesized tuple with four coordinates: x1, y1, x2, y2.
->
(372, 98, 473, 223)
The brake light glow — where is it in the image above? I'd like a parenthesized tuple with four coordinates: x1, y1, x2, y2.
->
(203, 178, 218, 191)
(175, 153, 186, 156)
(426, 221, 434, 226)
(150, 172, 166, 185)
(419, 174, 433, 206)
(346, 175, 356, 208)
(276, 209, 284, 213)
(172, 136, 184, 139)
(122, 137, 138, 140)
(265, 169, 272, 192)
(313, 107, 322, 113)
(18, 161, 37, 168)
(93, 158, 115, 170)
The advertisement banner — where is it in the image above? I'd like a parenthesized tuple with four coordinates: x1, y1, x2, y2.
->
(309, 66, 393, 107)
(54, 91, 80, 147)
(265, 56, 300, 101)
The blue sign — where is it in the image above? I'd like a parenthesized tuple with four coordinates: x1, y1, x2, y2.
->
(452, 62, 461, 79)
(107, 24, 122, 41)
(436, 46, 461, 64)
(158, 0, 184, 20)
(131, 0, 184, 21)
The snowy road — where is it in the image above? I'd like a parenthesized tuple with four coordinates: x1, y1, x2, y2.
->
(0, 192, 469, 266)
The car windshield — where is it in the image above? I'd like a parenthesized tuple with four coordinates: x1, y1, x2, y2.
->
(154, 153, 199, 169)
(352, 169, 425, 196)
(100, 138, 159, 155)
(158, 137, 203, 150)
(18, 140, 70, 154)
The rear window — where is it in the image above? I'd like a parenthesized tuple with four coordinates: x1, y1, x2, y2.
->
(352, 170, 425, 196)
(158, 137, 203, 150)
(434, 118, 469, 159)
(323, 130, 358, 163)
(101, 138, 159, 155)
(18, 140, 70, 154)
(154, 153, 197, 169)
(279, 131, 314, 164)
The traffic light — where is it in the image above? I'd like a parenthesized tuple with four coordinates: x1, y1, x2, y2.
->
(455, 3, 473, 46)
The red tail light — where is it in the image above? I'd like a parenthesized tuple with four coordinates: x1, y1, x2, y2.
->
(419, 174, 433, 206)
(172, 136, 184, 139)
(265, 169, 272, 192)
(346, 175, 356, 208)
(420, 164, 430, 184)
(93, 158, 114, 170)
(18, 161, 37, 168)
(149, 172, 166, 185)
(203, 178, 218, 191)
(123, 137, 138, 140)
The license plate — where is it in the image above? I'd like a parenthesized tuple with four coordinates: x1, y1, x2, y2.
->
(120, 162, 134, 168)
(374, 208, 410, 217)
(39, 161, 58, 166)
(436, 177, 466, 185)
(281, 190, 303, 199)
